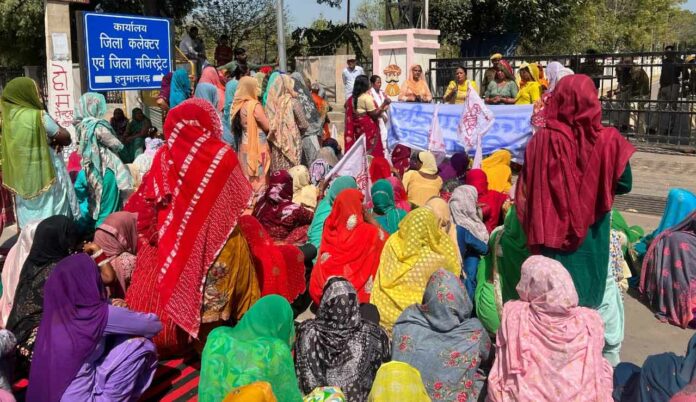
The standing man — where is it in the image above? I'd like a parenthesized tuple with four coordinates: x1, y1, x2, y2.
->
(179, 26, 206, 77)
(658, 45, 684, 138)
(218, 48, 262, 79)
(342, 57, 364, 101)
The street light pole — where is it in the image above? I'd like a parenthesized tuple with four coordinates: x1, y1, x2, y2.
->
(276, 0, 287, 71)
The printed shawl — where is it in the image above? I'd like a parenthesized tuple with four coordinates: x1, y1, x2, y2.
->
(516, 75, 634, 252)
(296, 278, 390, 402)
(126, 98, 251, 337)
(75, 92, 132, 220)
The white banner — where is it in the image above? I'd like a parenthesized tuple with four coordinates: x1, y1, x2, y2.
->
(325, 135, 371, 203)
(428, 104, 446, 164)
(458, 82, 495, 168)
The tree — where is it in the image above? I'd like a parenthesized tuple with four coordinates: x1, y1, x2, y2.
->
(289, 20, 367, 61)
(190, 0, 275, 50)
(0, 0, 45, 66)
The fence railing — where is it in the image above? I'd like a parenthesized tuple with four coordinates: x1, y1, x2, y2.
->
(428, 51, 696, 147)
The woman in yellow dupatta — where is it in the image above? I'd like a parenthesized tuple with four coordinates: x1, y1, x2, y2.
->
(515, 62, 543, 105)
(481, 149, 513, 194)
(370, 208, 460, 334)
(398, 65, 432, 103)
(368, 362, 431, 402)
(231, 76, 271, 203)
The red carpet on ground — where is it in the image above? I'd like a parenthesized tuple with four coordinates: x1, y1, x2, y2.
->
(12, 353, 201, 402)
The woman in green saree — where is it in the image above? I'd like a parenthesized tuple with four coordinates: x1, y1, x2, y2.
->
(199, 295, 303, 402)
(371, 179, 407, 234)
(119, 108, 151, 164)
(475, 206, 529, 334)
(1, 77, 79, 229)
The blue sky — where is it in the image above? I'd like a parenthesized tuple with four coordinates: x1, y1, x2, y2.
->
(286, 0, 363, 28)
(287, 0, 696, 28)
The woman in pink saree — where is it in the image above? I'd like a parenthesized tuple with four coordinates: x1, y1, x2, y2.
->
(487, 255, 613, 401)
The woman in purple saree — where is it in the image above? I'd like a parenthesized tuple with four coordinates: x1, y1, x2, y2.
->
(27, 253, 162, 402)
(640, 210, 696, 328)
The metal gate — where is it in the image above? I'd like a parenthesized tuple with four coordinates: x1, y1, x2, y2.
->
(428, 51, 696, 148)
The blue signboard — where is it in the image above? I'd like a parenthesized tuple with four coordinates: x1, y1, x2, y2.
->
(83, 12, 172, 91)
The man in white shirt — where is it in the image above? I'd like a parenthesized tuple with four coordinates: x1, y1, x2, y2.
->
(342, 58, 364, 100)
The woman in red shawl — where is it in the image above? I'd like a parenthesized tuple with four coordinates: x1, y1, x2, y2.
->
(309, 188, 387, 304)
(515, 74, 634, 308)
(253, 170, 314, 245)
(124, 98, 253, 355)
(466, 169, 507, 233)
(386, 176, 411, 212)
(238, 215, 307, 303)
(370, 156, 392, 184)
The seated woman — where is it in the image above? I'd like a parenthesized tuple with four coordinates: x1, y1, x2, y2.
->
(109, 107, 129, 138)
(487, 256, 613, 402)
(640, 210, 696, 328)
(119, 108, 152, 164)
(443, 66, 479, 104)
(371, 179, 407, 234)
(398, 64, 432, 103)
(254, 170, 314, 245)
(392, 269, 491, 401)
(599, 229, 626, 366)
(481, 149, 513, 194)
(465, 169, 507, 232)
(129, 137, 164, 189)
(5, 215, 79, 378)
(75, 92, 133, 228)
(484, 60, 518, 105)
(124, 99, 254, 356)
(344, 75, 389, 156)
(449, 186, 490, 300)
(296, 278, 390, 402)
(199, 295, 303, 402)
(367, 361, 431, 401)
(369, 156, 392, 184)
(614, 333, 696, 402)
(27, 253, 161, 401)
(307, 176, 358, 252)
(93, 211, 138, 298)
(635, 188, 696, 258)
(0, 220, 39, 328)
(402, 151, 443, 207)
(288, 165, 318, 211)
(309, 189, 387, 305)
(239, 215, 306, 303)
(371, 208, 460, 334)
(0, 330, 15, 396)
(515, 62, 543, 105)
(304, 387, 347, 402)
(386, 177, 411, 212)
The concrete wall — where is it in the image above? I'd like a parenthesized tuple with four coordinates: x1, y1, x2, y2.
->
(295, 55, 355, 106)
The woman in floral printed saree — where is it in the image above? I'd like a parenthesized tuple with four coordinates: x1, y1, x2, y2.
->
(392, 269, 491, 401)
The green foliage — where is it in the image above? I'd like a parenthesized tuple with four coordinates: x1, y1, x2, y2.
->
(536, 0, 696, 53)
(190, 0, 275, 51)
(289, 20, 367, 60)
(0, 0, 45, 66)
